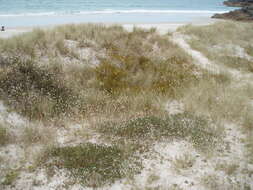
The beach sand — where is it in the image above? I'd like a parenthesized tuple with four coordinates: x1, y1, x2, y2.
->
(0, 18, 218, 38)
(0, 27, 33, 38)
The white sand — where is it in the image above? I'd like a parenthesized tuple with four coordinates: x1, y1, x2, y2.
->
(0, 19, 217, 39)
(0, 28, 33, 38)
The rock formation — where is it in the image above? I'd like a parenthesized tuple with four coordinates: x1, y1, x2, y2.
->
(212, 0, 253, 21)
(224, 0, 253, 7)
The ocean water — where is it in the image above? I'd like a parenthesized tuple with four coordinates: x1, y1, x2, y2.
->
(0, 0, 234, 27)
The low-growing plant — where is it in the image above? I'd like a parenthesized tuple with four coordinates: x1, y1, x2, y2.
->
(2, 170, 19, 186)
(42, 143, 136, 187)
(201, 174, 220, 190)
(215, 162, 239, 175)
(147, 173, 160, 184)
(0, 59, 79, 120)
(100, 113, 220, 152)
(172, 153, 196, 172)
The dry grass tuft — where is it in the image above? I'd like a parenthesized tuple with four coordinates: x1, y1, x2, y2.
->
(181, 76, 252, 123)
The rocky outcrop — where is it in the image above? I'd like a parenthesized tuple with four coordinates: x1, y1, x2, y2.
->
(212, 0, 253, 21)
(224, 0, 253, 7)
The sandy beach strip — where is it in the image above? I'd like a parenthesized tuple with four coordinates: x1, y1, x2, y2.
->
(0, 19, 218, 39)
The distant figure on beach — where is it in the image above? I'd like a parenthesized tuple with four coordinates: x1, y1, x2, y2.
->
(1, 26, 5, 31)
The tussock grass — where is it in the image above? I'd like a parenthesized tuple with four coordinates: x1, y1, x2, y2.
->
(0, 29, 51, 58)
(41, 143, 136, 187)
(178, 21, 253, 72)
(95, 55, 196, 95)
(181, 77, 253, 123)
(99, 113, 220, 152)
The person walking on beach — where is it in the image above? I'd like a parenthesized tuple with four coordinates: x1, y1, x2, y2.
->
(1, 26, 5, 31)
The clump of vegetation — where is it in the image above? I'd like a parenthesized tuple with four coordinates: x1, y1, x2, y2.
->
(100, 113, 220, 151)
(21, 125, 55, 145)
(42, 143, 134, 187)
(172, 153, 196, 172)
(92, 25, 196, 95)
(2, 170, 19, 186)
(0, 59, 80, 120)
(215, 162, 239, 175)
(201, 174, 221, 190)
(0, 125, 10, 146)
(95, 55, 196, 95)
